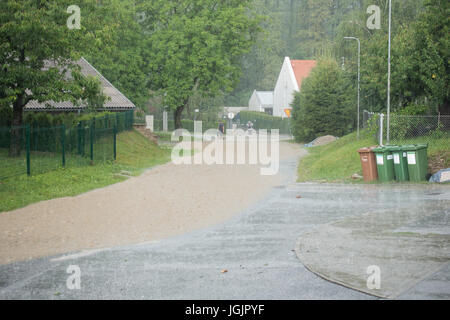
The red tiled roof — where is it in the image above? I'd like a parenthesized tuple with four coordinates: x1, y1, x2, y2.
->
(290, 60, 317, 89)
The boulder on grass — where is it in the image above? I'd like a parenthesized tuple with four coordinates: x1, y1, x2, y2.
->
(429, 168, 450, 183)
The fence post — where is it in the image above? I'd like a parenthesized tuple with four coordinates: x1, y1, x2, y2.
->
(77, 122, 81, 155)
(379, 113, 384, 146)
(114, 123, 117, 160)
(81, 121, 85, 157)
(130, 110, 134, 129)
(26, 124, 31, 176)
(116, 112, 120, 132)
(105, 113, 109, 129)
(90, 122, 94, 163)
(61, 124, 66, 167)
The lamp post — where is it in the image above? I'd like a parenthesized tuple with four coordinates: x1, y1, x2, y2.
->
(344, 36, 361, 140)
(387, 0, 392, 144)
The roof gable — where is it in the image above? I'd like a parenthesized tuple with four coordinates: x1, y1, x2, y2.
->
(25, 58, 136, 111)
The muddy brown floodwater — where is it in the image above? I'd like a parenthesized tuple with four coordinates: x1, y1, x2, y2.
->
(0, 141, 305, 265)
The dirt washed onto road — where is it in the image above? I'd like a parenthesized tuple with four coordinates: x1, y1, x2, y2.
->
(0, 142, 305, 264)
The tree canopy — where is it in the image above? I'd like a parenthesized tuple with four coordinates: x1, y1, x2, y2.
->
(139, 0, 261, 127)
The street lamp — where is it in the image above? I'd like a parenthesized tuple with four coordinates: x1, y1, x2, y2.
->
(344, 36, 361, 140)
(387, 0, 392, 144)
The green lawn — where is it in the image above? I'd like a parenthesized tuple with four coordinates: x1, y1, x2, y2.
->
(0, 130, 171, 212)
(297, 131, 449, 183)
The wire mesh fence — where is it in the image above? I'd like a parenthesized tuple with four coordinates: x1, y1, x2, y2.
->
(389, 114, 450, 145)
(362, 110, 450, 146)
(0, 110, 134, 180)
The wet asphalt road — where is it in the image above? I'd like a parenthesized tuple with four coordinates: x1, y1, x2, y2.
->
(0, 155, 448, 299)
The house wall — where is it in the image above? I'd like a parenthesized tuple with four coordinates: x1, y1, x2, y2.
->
(273, 57, 299, 118)
(248, 91, 263, 112)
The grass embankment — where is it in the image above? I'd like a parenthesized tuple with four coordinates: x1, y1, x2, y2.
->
(0, 130, 171, 212)
(297, 131, 449, 183)
(153, 131, 173, 142)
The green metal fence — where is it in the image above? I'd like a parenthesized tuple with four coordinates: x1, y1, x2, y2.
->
(0, 110, 134, 180)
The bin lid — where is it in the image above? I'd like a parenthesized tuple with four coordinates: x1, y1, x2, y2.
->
(372, 146, 388, 153)
(358, 147, 375, 153)
(401, 143, 428, 151)
(385, 145, 402, 152)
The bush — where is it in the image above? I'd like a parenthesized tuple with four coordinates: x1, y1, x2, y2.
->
(2, 109, 121, 130)
(154, 119, 221, 132)
(291, 58, 354, 142)
(0, 107, 134, 153)
(238, 111, 291, 134)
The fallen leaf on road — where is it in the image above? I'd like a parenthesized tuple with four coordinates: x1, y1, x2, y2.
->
(296, 195, 302, 199)
(221, 269, 228, 273)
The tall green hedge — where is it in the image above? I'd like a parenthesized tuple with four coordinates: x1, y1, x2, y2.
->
(0, 109, 134, 154)
(0, 106, 126, 130)
(154, 119, 221, 132)
(238, 111, 291, 134)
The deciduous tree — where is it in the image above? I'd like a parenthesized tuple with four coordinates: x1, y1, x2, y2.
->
(140, 0, 261, 128)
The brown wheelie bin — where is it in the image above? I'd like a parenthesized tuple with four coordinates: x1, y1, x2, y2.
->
(357, 147, 378, 182)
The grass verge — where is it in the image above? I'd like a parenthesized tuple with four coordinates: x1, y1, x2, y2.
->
(297, 131, 449, 183)
(0, 130, 171, 212)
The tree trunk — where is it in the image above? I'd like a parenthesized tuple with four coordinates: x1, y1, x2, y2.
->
(174, 104, 186, 129)
(9, 94, 26, 157)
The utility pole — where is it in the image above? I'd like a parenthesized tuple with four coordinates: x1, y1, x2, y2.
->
(387, 0, 392, 144)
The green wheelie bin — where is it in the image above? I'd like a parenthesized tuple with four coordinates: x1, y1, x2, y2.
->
(372, 146, 395, 182)
(402, 144, 428, 182)
(389, 146, 409, 182)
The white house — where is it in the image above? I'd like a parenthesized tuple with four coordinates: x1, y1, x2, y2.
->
(248, 90, 274, 113)
(273, 57, 316, 118)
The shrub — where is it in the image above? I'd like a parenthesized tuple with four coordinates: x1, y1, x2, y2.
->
(238, 111, 291, 134)
(291, 58, 354, 142)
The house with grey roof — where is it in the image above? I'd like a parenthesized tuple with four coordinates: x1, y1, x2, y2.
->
(24, 57, 135, 113)
(248, 90, 273, 114)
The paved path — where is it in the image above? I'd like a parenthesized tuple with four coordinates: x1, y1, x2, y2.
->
(295, 184, 450, 299)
